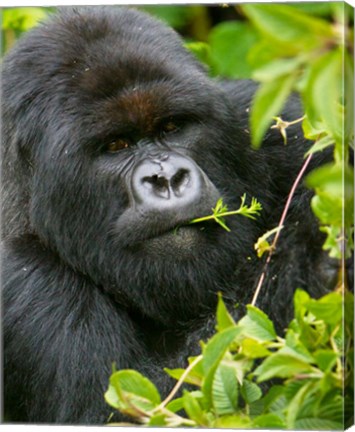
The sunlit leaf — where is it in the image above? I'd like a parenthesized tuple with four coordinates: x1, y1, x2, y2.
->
(212, 363, 239, 415)
(250, 73, 296, 148)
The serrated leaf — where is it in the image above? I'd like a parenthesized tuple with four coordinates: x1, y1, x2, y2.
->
(212, 363, 239, 415)
(105, 370, 161, 416)
(216, 293, 237, 332)
(262, 385, 287, 413)
(202, 327, 240, 409)
(305, 292, 343, 325)
(305, 49, 343, 143)
(286, 381, 315, 428)
(240, 338, 271, 359)
(250, 73, 296, 148)
(241, 379, 262, 404)
(305, 135, 335, 157)
(202, 327, 240, 375)
(285, 329, 315, 363)
(238, 305, 277, 342)
(294, 417, 343, 430)
(242, 4, 332, 49)
(182, 391, 205, 426)
(254, 353, 313, 382)
(252, 413, 286, 428)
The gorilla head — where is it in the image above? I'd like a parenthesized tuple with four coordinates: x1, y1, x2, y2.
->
(2, 7, 266, 326)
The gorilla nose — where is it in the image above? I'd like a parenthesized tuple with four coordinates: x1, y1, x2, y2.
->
(131, 154, 203, 209)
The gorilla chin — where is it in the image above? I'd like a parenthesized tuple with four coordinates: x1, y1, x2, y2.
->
(135, 225, 212, 259)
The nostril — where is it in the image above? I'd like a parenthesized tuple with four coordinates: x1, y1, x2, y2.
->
(171, 169, 190, 196)
(142, 174, 170, 199)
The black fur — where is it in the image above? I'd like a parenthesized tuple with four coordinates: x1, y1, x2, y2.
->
(2, 6, 338, 425)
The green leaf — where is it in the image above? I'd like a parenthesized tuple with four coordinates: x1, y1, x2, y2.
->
(213, 414, 252, 428)
(164, 367, 202, 387)
(310, 191, 343, 226)
(185, 42, 213, 69)
(254, 353, 313, 382)
(241, 338, 271, 359)
(294, 418, 344, 430)
(250, 73, 296, 148)
(314, 350, 338, 372)
(319, 226, 343, 259)
(209, 21, 258, 78)
(238, 305, 277, 342)
(182, 391, 205, 426)
(305, 135, 335, 157)
(293, 289, 311, 322)
(253, 57, 303, 82)
(202, 327, 240, 408)
(344, 50, 354, 144)
(242, 4, 333, 49)
(3, 7, 47, 31)
(284, 329, 315, 363)
(252, 413, 286, 428)
(212, 363, 239, 415)
(302, 115, 327, 140)
(105, 382, 121, 409)
(262, 385, 287, 413)
(240, 379, 262, 404)
(216, 293, 236, 332)
(105, 370, 161, 416)
(148, 413, 167, 426)
(202, 327, 240, 375)
(166, 397, 184, 413)
(305, 49, 343, 143)
(306, 163, 354, 198)
(305, 292, 343, 325)
(286, 381, 315, 428)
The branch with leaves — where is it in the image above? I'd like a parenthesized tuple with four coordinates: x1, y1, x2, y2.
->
(189, 194, 262, 232)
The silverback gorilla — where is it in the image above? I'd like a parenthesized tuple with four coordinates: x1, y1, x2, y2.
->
(2, 6, 338, 425)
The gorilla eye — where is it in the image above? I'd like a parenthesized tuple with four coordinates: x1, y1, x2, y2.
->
(161, 120, 179, 135)
(106, 139, 130, 153)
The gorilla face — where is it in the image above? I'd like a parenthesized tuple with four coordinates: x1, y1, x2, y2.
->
(3, 7, 264, 324)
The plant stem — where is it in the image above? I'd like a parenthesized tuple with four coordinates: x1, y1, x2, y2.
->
(251, 153, 313, 306)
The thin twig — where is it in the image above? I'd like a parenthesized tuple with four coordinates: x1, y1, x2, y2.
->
(251, 153, 313, 306)
(154, 355, 203, 411)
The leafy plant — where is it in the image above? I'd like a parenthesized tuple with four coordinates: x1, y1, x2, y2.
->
(105, 289, 353, 429)
(189, 194, 262, 232)
(239, 2, 354, 261)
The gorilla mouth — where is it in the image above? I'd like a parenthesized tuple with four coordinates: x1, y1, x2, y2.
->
(112, 205, 219, 250)
(133, 222, 214, 258)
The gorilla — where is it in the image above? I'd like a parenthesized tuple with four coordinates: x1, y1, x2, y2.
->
(2, 6, 338, 425)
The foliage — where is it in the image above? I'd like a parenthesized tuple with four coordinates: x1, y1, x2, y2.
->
(105, 289, 353, 429)
(189, 194, 262, 232)
(2, 7, 49, 53)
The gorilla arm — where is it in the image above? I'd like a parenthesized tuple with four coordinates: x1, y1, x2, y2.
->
(2, 237, 155, 424)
